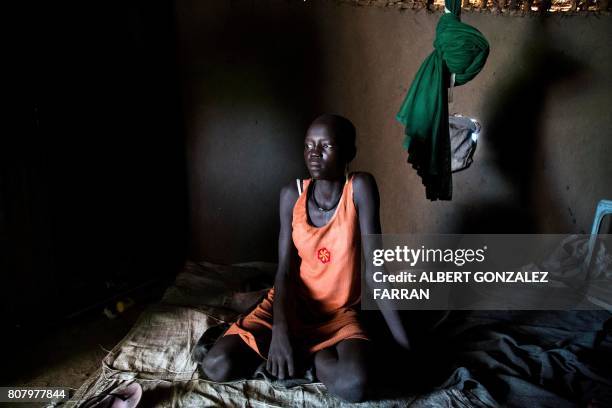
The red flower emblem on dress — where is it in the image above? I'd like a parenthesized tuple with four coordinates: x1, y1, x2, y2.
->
(317, 247, 331, 264)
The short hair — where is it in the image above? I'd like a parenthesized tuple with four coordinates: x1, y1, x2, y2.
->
(311, 114, 357, 163)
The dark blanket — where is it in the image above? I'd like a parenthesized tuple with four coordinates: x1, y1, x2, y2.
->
(409, 310, 612, 407)
(194, 308, 612, 406)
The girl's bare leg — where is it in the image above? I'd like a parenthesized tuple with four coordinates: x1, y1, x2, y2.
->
(314, 339, 370, 402)
(201, 334, 265, 381)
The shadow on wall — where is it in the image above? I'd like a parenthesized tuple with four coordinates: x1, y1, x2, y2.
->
(458, 15, 586, 233)
(3, 1, 188, 328)
(182, 2, 323, 263)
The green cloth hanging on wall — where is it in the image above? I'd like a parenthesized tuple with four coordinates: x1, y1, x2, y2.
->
(396, 0, 489, 201)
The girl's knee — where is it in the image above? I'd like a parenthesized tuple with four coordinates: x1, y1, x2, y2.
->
(314, 347, 337, 369)
(201, 351, 234, 382)
(328, 369, 369, 403)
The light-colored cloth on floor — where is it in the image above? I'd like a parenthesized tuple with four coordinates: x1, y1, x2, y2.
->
(60, 261, 493, 407)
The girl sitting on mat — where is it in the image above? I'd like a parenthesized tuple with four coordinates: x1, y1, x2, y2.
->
(202, 114, 410, 402)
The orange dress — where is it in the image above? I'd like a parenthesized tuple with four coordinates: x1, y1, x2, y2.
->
(224, 174, 369, 358)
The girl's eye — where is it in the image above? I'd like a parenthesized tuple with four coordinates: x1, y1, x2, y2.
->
(324, 144, 333, 149)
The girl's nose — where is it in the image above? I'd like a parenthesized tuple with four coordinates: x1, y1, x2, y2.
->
(308, 148, 320, 158)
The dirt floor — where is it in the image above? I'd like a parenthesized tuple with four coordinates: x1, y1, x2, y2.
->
(4, 302, 149, 407)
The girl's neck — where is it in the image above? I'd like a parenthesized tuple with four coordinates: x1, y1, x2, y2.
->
(312, 176, 345, 199)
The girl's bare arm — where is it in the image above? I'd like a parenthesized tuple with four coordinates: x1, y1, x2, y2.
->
(353, 172, 411, 349)
(267, 182, 300, 379)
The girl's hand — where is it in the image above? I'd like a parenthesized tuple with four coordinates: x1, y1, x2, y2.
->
(266, 326, 295, 380)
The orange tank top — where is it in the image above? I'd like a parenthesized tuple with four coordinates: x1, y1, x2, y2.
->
(291, 174, 361, 316)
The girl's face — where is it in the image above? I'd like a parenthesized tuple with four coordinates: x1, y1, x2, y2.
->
(304, 123, 345, 180)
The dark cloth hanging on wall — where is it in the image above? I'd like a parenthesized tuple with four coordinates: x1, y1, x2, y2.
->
(449, 114, 480, 172)
(396, 0, 489, 201)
